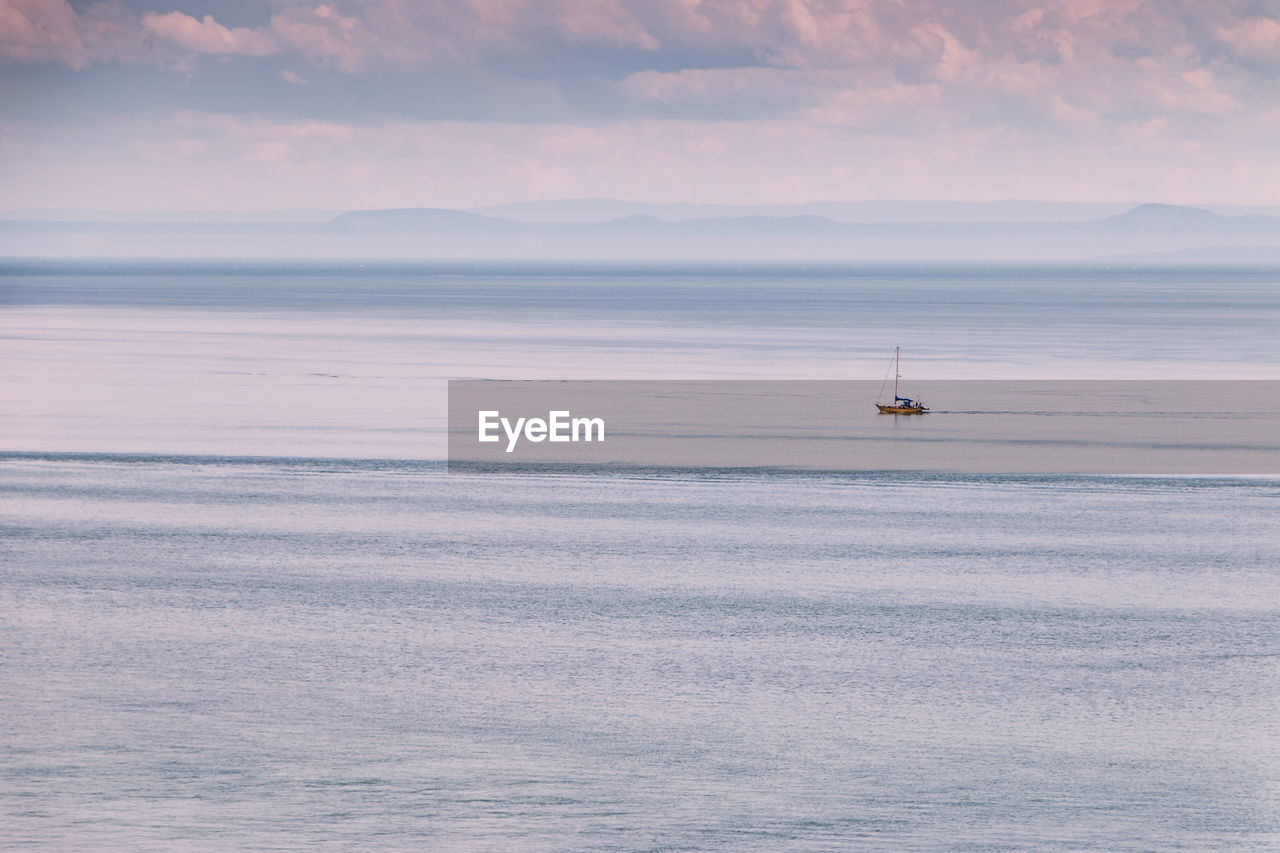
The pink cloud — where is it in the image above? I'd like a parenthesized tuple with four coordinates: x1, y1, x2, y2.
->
(622, 67, 792, 103)
(1, 0, 1278, 188)
(1216, 16, 1280, 65)
(7, 0, 1279, 106)
(11, 110, 1280, 210)
(263, 0, 663, 72)
(0, 0, 85, 66)
(141, 10, 278, 56)
(553, 0, 659, 49)
(0, 0, 145, 67)
(269, 5, 380, 72)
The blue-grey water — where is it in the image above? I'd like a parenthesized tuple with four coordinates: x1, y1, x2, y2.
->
(2, 261, 1279, 849)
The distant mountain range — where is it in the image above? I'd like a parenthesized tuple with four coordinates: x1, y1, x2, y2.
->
(326, 203, 1280, 238)
(466, 198, 1135, 223)
(329, 208, 856, 235)
(463, 198, 1280, 224)
(3, 202, 1279, 259)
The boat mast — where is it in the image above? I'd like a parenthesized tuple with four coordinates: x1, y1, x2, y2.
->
(894, 346, 900, 401)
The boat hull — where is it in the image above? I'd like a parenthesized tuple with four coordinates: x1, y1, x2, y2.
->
(876, 404, 927, 414)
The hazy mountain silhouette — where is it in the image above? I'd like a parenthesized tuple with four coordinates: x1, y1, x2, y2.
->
(3, 203, 1279, 259)
(468, 199, 1138, 223)
(1088, 203, 1280, 235)
(467, 199, 1280, 224)
(320, 203, 1280, 238)
(329, 208, 517, 233)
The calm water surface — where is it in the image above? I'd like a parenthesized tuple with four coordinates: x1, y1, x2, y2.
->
(2, 262, 1278, 849)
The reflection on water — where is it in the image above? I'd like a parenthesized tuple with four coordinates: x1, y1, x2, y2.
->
(2, 262, 1278, 848)
(2, 262, 1278, 459)
(2, 461, 1278, 849)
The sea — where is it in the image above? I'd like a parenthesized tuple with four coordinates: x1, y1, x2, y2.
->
(2, 260, 1278, 850)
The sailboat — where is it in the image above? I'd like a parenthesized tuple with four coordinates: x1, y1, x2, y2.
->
(876, 347, 929, 414)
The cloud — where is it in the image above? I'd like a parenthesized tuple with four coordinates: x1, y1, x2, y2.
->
(262, 0, 665, 72)
(0, 0, 147, 68)
(7, 1, 1280, 96)
(553, 0, 659, 49)
(140, 11, 278, 56)
(1216, 16, 1280, 66)
(269, 5, 384, 72)
(7, 110, 1280, 211)
(4, 0, 1280, 208)
(0, 0, 83, 66)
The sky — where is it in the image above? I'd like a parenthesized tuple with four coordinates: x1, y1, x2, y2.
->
(1, 0, 1279, 210)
